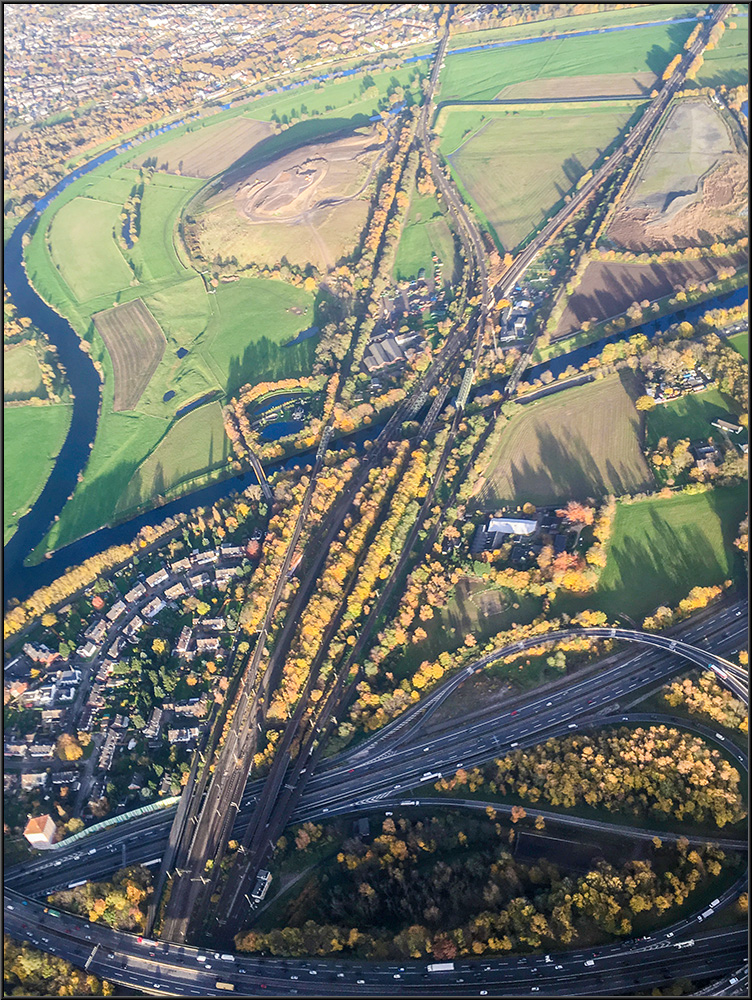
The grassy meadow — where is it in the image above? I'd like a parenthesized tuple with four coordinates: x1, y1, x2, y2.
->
(442, 103, 641, 249)
(645, 388, 742, 448)
(567, 484, 749, 621)
(475, 375, 653, 509)
(48, 196, 134, 303)
(690, 22, 749, 90)
(393, 191, 457, 283)
(4, 404, 73, 544)
(440, 19, 695, 101)
(728, 332, 749, 362)
(4, 343, 44, 399)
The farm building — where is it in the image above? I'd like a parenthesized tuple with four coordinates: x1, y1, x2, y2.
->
(472, 516, 539, 553)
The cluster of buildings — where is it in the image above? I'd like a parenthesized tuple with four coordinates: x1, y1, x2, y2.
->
(644, 366, 712, 402)
(363, 259, 448, 373)
(5, 4, 437, 128)
(499, 296, 537, 343)
(472, 507, 570, 567)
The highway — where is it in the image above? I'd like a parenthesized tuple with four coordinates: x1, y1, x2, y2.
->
(7, 598, 747, 898)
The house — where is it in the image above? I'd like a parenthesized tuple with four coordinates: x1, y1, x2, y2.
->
(189, 572, 211, 590)
(4, 742, 27, 758)
(23, 683, 57, 707)
(195, 636, 220, 655)
(23, 643, 59, 667)
(106, 600, 126, 622)
(122, 615, 145, 637)
(124, 582, 147, 604)
(23, 813, 57, 848)
(170, 557, 192, 574)
(514, 316, 527, 337)
(690, 442, 722, 471)
(78, 640, 99, 659)
(219, 545, 245, 559)
(106, 637, 124, 660)
(488, 517, 538, 536)
(21, 772, 49, 792)
(176, 626, 193, 657)
(143, 707, 163, 739)
(85, 619, 108, 643)
(42, 708, 67, 725)
(167, 726, 200, 743)
(215, 567, 239, 589)
(193, 549, 218, 566)
(28, 742, 55, 758)
(145, 567, 169, 588)
(164, 582, 187, 600)
(142, 597, 166, 619)
(201, 618, 225, 631)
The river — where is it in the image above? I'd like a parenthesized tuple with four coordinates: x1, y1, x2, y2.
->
(3, 17, 747, 604)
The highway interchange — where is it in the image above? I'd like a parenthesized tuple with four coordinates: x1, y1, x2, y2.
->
(5, 597, 749, 994)
(4, 3, 747, 995)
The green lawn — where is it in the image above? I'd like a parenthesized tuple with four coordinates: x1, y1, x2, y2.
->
(571, 484, 749, 621)
(447, 4, 703, 50)
(442, 103, 642, 250)
(393, 191, 457, 283)
(691, 23, 749, 90)
(48, 196, 134, 303)
(4, 343, 44, 399)
(4, 403, 73, 543)
(115, 401, 231, 517)
(207, 277, 316, 393)
(645, 388, 742, 448)
(440, 20, 695, 101)
(728, 331, 749, 362)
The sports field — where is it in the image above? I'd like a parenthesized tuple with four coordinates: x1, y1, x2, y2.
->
(443, 103, 640, 250)
(48, 197, 134, 303)
(645, 388, 741, 448)
(440, 19, 695, 101)
(3, 403, 73, 543)
(4, 343, 44, 400)
(585, 483, 748, 620)
(393, 191, 457, 283)
(92, 299, 167, 411)
(115, 401, 230, 516)
(475, 375, 653, 508)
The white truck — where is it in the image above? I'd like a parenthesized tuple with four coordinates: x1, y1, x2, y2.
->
(427, 963, 455, 973)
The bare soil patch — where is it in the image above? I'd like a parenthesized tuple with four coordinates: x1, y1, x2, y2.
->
(195, 128, 382, 271)
(128, 117, 273, 178)
(553, 255, 746, 339)
(608, 98, 748, 250)
(497, 71, 656, 100)
(93, 298, 166, 411)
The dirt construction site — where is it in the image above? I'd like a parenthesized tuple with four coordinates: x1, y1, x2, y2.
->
(607, 97, 748, 250)
(195, 127, 384, 272)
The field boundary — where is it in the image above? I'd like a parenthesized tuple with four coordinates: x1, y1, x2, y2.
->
(92, 298, 167, 412)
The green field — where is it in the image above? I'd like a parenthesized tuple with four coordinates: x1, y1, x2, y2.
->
(692, 23, 749, 89)
(645, 388, 741, 448)
(476, 375, 654, 508)
(48, 197, 134, 303)
(393, 191, 457, 283)
(207, 278, 316, 392)
(729, 331, 749, 362)
(579, 484, 749, 620)
(4, 343, 44, 400)
(3, 404, 73, 544)
(115, 401, 230, 517)
(442, 103, 642, 250)
(124, 174, 203, 284)
(440, 20, 694, 101)
(447, 4, 703, 50)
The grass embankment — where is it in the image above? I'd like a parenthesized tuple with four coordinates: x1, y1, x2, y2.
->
(3, 404, 73, 544)
(447, 3, 703, 51)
